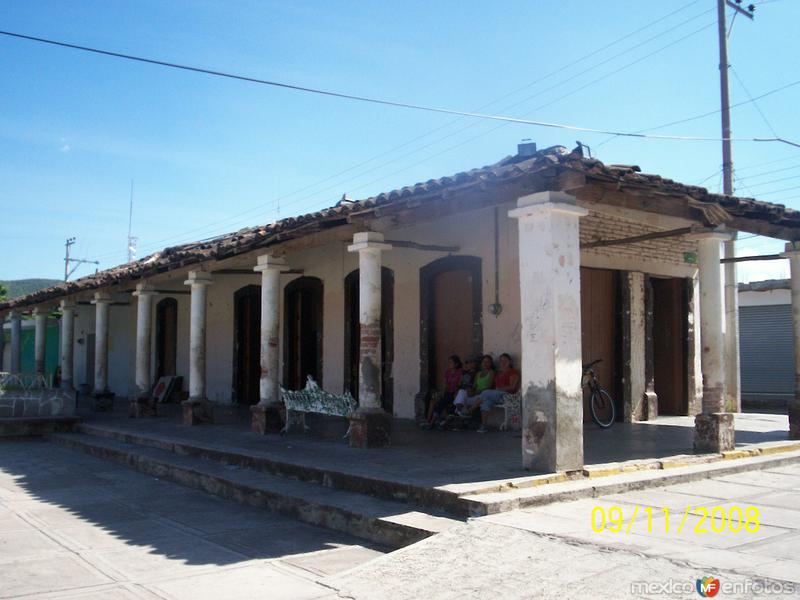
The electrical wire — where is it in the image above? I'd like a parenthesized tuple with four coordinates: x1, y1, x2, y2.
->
(1, 29, 797, 148)
(86, 4, 722, 262)
(84, 2, 713, 261)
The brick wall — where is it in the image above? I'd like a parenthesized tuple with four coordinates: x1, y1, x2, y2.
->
(580, 210, 697, 267)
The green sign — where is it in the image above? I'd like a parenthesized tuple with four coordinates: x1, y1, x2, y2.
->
(683, 252, 697, 264)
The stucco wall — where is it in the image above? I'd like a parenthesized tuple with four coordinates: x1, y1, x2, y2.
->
(76, 195, 707, 420)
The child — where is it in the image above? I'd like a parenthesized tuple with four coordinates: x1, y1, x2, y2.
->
(452, 357, 478, 413)
(424, 355, 463, 427)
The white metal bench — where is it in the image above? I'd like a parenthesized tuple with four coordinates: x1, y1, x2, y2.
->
(499, 392, 522, 431)
(280, 376, 357, 437)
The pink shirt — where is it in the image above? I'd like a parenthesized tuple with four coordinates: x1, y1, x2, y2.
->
(443, 368, 463, 394)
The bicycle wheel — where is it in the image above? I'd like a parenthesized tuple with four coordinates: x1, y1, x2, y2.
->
(590, 388, 616, 428)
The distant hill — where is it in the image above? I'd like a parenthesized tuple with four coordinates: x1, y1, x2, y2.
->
(0, 279, 61, 299)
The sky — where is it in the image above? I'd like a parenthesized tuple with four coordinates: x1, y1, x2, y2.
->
(1, 0, 799, 283)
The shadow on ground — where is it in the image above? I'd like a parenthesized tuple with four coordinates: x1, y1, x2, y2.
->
(0, 438, 384, 567)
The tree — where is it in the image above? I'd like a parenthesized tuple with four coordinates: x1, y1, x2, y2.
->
(0, 284, 6, 302)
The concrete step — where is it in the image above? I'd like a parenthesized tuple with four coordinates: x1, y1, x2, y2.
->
(49, 431, 461, 549)
(460, 449, 800, 516)
(73, 422, 468, 516)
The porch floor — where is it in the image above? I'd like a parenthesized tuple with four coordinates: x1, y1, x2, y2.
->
(75, 399, 792, 491)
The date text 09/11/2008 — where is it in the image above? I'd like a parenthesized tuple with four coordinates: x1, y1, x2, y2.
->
(590, 505, 760, 535)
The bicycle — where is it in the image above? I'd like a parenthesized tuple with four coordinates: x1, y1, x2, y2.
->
(582, 359, 615, 428)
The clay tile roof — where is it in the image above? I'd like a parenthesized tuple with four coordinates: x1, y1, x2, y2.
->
(3, 144, 800, 311)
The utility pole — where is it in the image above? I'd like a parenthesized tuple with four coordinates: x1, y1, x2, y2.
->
(64, 237, 75, 282)
(64, 237, 100, 281)
(718, 0, 754, 413)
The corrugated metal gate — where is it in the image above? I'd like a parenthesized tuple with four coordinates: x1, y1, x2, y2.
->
(739, 304, 794, 399)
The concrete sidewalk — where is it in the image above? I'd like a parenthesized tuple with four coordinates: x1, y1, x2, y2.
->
(328, 461, 800, 599)
(0, 439, 383, 600)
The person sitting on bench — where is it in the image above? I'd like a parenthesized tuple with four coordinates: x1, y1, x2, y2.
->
(455, 355, 495, 422)
(423, 354, 463, 428)
(464, 353, 519, 433)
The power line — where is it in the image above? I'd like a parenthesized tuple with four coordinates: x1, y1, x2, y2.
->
(735, 162, 800, 182)
(86, 4, 724, 262)
(731, 66, 780, 138)
(735, 154, 800, 172)
(2, 29, 798, 148)
(735, 173, 800, 190)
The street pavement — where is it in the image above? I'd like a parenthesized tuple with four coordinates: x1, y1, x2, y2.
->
(0, 439, 383, 600)
(329, 461, 800, 599)
(2, 438, 799, 599)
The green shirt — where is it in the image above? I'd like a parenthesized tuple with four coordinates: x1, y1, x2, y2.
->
(474, 370, 494, 393)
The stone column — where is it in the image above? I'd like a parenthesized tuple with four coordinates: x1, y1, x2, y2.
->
(59, 300, 76, 391)
(131, 284, 157, 417)
(724, 241, 741, 412)
(91, 292, 114, 409)
(781, 244, 800, 439)
(182, 271, 213, 425)
(347, 232, 392, 448)
(622, 272, 648, 422)
(692, 231, 735, 452)
(251, 255, 289, 434)
(9, 310, 21, 374)
(33, 307, 48, 379)
(510, 191, 587, 472)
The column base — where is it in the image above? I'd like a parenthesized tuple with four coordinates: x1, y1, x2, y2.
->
(348, 408, 392, 448)
(182, 398, 214, 426)
(693, 412, 735, 453)
(643, 391, 658, 421)
(789, 402, 800, 439)
(250, 403, 283, 434)
(129, 395, 157, 418)
(91, 392, 115, 411)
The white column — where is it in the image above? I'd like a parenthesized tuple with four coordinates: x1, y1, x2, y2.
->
(348, 232, 391, 411)
(510, 191, 587, 472)
(184, 271, 213, 401)
(693, 230, 734, 452)
(696, 232, 729, 414)
(724, 241, 741, 412)
(9, 310, 21, 373)
(254, 255, 288, 406)
(133, 284, 157, 397)
(92, 292, 112, 394)
(59, 300, 76, 390)
(782, 244, 800, 439)
(33, 307, 48, 377)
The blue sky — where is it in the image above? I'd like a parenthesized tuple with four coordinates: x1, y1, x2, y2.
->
(1, 0, 798, 282)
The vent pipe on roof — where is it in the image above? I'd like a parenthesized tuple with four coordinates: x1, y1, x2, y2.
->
(517, 141, 537, 157)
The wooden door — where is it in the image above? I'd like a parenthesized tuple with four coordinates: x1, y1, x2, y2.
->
(156, 298, 178, 379)
(580, 268, 621, 422)
(432, 270, 474, 390)
(652, 278, 688, 415)
(234, 286, 261, 404)
(284, 277, 323, 390)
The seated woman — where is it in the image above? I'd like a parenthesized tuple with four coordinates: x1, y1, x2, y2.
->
(467, 353, 519, 433)
(456, 355, 495, 420)
(451, 357, 477, 412)
(423, 355, 463, 428)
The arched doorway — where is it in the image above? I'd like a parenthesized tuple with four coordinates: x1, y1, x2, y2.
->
(233, 285, 261, 404)
(284, 277, 323, 390)
(344, 267, 394, 412)
(155, 298, 178, 380)
(419, 256, 482, 418)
